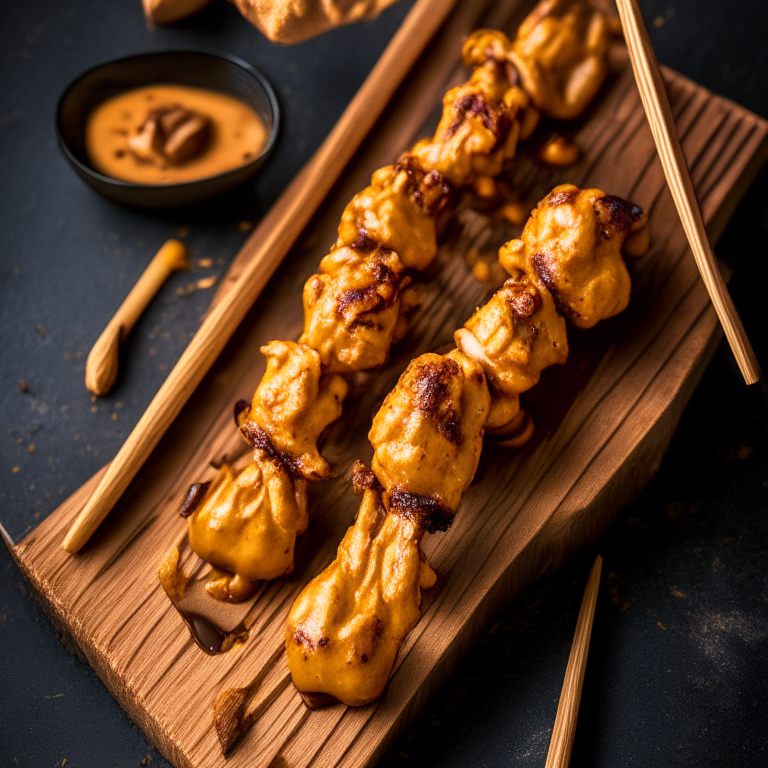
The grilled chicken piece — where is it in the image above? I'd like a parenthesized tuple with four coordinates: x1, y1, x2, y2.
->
(186, 453, 308, 601)
(369, 349, 490, 533)
(500, 184, 649, 329)
(238, 340, 348, 480)
(455, 266, 568, 430)
(300, 245, 408, 374)
(335, 155, 452, 271)
(285, 468, 436, 708)
(411, 36, 536, 188)
(508, 0, 612, 120)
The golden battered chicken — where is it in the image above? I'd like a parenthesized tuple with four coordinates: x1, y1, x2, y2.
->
(185, 452, 308, 601)
(500, 184, 649, 328)
(411, 29, 538, 188)
(285, 466, 436, 707)
(237, 340, 348, 480)
(369, 349, 490, 532)
(335, 155, 453, 271)
(455, 266, 568, 430)
(508, 0, 611, 120)
(300, 245, 408, 374)
(411, 73, 533, 189)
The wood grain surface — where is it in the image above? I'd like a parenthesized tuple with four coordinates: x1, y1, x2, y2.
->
(8, 0, 768, 766)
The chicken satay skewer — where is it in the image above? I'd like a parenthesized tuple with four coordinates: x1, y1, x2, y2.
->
(284, 183, 648, 709)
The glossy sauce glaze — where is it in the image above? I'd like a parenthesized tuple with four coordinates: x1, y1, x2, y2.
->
(85, 83, 268, 185)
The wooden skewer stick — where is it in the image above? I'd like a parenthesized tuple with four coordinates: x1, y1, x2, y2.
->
(84, 239, 188, 397)
(544, 554, 602, 768)
(615, 0, 761, 386)
(62, 0, 459, 554)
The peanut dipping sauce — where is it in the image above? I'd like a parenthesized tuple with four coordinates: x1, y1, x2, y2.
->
(85, 84, 268, 185)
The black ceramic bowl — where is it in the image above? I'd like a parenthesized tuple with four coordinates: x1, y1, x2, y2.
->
(56, 50, 280, 209)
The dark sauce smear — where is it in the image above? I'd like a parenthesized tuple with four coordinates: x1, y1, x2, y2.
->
(179, 609, 248, 655)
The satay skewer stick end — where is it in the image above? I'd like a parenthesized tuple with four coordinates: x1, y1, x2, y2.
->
(85, 239, 189, 397)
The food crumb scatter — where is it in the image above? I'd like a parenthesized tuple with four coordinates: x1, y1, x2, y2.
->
(472, 259, 492, 282)
(176, 225, 190, 238)
(111, 413, 119, 422)
(91, 405, 98, 413)
(500, 202, 527, 226)
(36, 325, 46, 336)
(540, 135, 581, 166)
(653, 15, 665, 27)
(198, 257, 213, 268)
(11, 466, 20, 474)
(238, 220, 254, 232)
(736, 444, 753, 460)
(196, 276, 217, 290)
(28, 444, 35, 454)
(657, 621, 666, 630)
(671, 589, 686, 598)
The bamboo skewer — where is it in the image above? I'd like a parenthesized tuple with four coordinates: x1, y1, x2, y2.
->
(544, 554, 603, 768)
(615, 0, 761, 386)
(62, 0, 459, 553)
(85, 239, 188, 397)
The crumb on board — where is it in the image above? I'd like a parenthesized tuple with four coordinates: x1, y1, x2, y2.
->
(111, 413, 118, 422)
(238, 220, 254, 232)
(737, 444, 753, 460)
(12, 466, 20, 473)
(176, 225, 190, 238)
(653, 15, 665, 27)
(540, 135, 581, 167)
(27, 444, 35, 454)
(36, 325, 46, 336)
(198, 257, 213, 268)
(499, 202, 527, 226)
(472, 259, 492, 283)
(18, 380, 28, 393)
(90, 405, 98, 413)
(473, 175, 498, 200)
(657, 621, 666, 630)
(671, 589, 687, 598)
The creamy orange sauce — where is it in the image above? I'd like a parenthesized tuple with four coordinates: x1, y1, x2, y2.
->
(85, 84, 268, 185)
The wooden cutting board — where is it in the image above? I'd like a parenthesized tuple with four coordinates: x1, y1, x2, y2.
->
(6, 0, 768, 766)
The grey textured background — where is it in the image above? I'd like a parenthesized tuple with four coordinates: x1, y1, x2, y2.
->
(2, 1, 767, 766)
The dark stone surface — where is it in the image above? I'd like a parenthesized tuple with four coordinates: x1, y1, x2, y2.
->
(1, 1, 767, 766)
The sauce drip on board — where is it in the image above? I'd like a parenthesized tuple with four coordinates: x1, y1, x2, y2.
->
(85, 83, 268, 185)
(179, 609, 249, 655)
